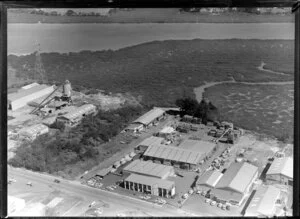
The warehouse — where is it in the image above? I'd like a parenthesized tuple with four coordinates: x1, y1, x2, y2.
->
(244, 185, 281, 217)
(56, 104, 97, 127)
(132, 107, 166, 128)
(178, 139, 216, 159)
(197, 170, 223, 192)
(122, 160, 175, 179)
(18, 123, 49, 141)
(123, 174, 175, 198)
(143, 143, 212, 170)
(266, 157, 293, 186)
(8, 84, 55, 111)
(211, 162, 258, 206)
(134, 136, 164, 152)
(157, 126, 175, 138)
(124, 123, 144, 133)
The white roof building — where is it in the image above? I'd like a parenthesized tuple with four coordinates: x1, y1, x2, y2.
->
(244, 185, 281, 217)
(8, 84, 55, 111)
(8, 196, 26, 216)
(197, 170, 223, 189)
(159, 126, 175, 134)
(18, 123, 49, 140)
(133, 108, 165, 126)
(267, 157, 293, 179)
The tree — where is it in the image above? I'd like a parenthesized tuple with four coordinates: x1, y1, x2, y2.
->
(65, 10, 76, 16)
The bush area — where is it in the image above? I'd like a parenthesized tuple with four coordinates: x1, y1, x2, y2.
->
(8, 39, 294, 109)
(8, 105, 143, 178)
(175, 97, 219, 123)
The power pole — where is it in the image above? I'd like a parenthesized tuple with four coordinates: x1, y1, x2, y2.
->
(34, 42, 47, 83)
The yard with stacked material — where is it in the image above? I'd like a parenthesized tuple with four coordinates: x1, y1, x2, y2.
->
(8, 39, 294, 141)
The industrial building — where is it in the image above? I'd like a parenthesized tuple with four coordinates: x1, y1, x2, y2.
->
(8, 84, 55, 111)
(197, 170, 223, 192)
(123, 173, 175, 198)
(143, 139, 216, 170)
(56, 104, 97, 127)
(211, 162, 258, 206)
(157, 126, 175, 138)
(18, 123, 49, 140)
(134, 136, 165, 152)
(122, 160, 175, 179)
(266, 157, 293, 186)
(244, 185, 281, 217)
(124, 123, 144, 133)
(132, 107, 166, 128)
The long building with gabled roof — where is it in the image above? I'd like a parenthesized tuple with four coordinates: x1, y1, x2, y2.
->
(211, 162, 258, 206)
(266, 157, 293, 186)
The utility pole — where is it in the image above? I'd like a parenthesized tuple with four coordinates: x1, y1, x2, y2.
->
(34, 42, 47, 83)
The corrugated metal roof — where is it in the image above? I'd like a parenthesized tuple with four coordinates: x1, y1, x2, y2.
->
(245, 185, 281, 217)
(125, 173, 175, 190)
(178, 139, 216, 154)
(133, 108, 165, 125)
(96, 167, 113, 177)
(215, 162, 258, 194)
(60, 104, 96, 121)
(143, 145, 205, 165)
(21, 82, 40, 90)
(19, 124, 49, 136)
(267, 157, 293, 179)
(8, 85, 54, 102)
(197, 170, 223, 187)
(138, 136, 164, 147)
(123, 160, 174, 179)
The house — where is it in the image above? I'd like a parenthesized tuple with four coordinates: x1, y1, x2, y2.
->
(18, 123, 49, 141)
(211, 162, 258, 206)
(56, 104, 97, 127)
(266, 157, 293, 186)
(132, 108, 166, 128)
(8, 84, 55, 111)
(124, 173, 175, 198)
(244, 185, 281, 217)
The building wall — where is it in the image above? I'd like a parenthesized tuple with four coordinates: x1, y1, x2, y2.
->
(9, 86, 54, 111)
(266, 174, 292, 185)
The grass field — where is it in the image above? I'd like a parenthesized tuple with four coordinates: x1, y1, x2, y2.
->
(8, 39, 294, 139)
(204, 83, 294, 141)
(8, 9, 294, 23)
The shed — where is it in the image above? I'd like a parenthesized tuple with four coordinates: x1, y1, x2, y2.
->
(133, 108, 165, 126)
(96, 167, 113, 178)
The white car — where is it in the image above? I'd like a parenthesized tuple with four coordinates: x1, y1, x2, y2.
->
(210, 201, 217, 206)
(188, 189, 194, 195)
(196, 190, 201, 194)
(26, 182, 32, 186)
(205, 198, 211, 203)
(217, 203, 223, 208)
(182, 193, 189, 199)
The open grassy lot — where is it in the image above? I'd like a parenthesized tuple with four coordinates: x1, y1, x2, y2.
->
(204, 83, 294, 141)
(8, 9, 294, 23)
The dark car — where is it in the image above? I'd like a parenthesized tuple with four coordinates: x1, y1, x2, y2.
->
(54, 179, 60, 183)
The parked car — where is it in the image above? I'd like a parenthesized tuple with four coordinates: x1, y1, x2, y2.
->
(54, 179, 60, 183)
(226, 205, 230, 210)
(210, 201, 217, 206)
(196, 190, 201, 194)
(188, 189, 194, 195)
(217, 203, 223, 208)
(201, 191, 206, 196)
(89, 201, 96, 208)
(222, 205, 227, 210)
(26, 182, 32, 186)
(205, 198, 211, 203)
(144, 195, 151, 200)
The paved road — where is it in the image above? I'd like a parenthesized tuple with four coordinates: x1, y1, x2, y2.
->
(8, 167, 199, 217)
